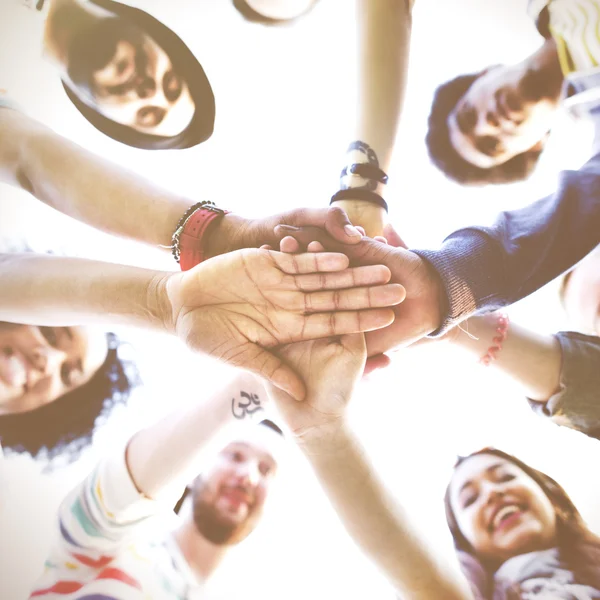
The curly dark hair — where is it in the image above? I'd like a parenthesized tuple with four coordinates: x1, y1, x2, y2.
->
(0, 332, 140, 466)
(426, 71, 546, 186)
(231, 0, 320, 25)
(62, 0, 215, 150)
(444, 448, 600, 598)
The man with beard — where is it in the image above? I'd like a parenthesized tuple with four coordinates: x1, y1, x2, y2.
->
(426, 0, 600, 186)
(28, 373, 284, 599)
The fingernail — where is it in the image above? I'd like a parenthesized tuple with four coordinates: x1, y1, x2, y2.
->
(344, 225, 361, 237)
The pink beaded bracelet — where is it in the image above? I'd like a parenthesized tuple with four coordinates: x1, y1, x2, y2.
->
(479, 313, 510, 366)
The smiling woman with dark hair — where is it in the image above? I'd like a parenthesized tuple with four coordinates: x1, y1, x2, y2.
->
(40, 0, 215, 149)
(446, 448, 600, 599)
(0, 325, 140, 465)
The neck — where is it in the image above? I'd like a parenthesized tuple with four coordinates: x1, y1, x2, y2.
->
(523, 38, 564, 104)
(43, 0, 111, 68)
(172, 518, 228, 581)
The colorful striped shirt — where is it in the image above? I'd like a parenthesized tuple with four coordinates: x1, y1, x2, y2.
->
(28, 450, 203, 599)
(529, 0, 600, 75)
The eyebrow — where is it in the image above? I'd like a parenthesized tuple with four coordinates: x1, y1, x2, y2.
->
(227, 442, 275, 463)
(458, 462, 505, 496)
(455, 104, 476, 135)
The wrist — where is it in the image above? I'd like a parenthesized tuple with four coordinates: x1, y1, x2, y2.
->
(330, 199, 386, 237)
(147, 271, 177, 335)
(294, 416, 352, 456)
(203, 213, 249, 258)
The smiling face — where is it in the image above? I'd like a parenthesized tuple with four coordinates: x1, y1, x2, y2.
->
(66, 18, 195, 137)
(447, 62, 559, 169)
(449, 454, 557, 564)
(190, 439, 278, 545)
(0, 324, 108, 415)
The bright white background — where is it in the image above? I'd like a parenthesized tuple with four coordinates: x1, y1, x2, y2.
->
(1, 1, 599, 599)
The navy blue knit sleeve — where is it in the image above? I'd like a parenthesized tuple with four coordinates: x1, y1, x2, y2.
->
(414, 153, 600, 334)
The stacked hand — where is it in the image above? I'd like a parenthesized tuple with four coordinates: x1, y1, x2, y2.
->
(271, 222, 447, 363)
(157, 248, 405, 401)
(266, 334, 367, 447)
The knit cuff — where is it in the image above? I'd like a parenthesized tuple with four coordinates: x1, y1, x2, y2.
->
(413, 230, 502, 336)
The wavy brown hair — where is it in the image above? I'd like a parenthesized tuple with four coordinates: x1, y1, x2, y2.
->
(444, 448, 600, 598)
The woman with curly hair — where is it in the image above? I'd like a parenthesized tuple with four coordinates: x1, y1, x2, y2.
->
(0, 324, 140, 464)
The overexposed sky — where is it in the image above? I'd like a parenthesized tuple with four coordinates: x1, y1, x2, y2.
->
(1, 1, 599, 599)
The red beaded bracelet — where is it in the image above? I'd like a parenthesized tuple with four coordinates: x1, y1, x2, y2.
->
(479, 313, 510, 366)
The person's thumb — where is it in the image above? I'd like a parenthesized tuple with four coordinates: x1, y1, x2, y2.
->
(239, 344, 306, 402)
(325, 205, 363, 244)
(382, 223, 408, 249)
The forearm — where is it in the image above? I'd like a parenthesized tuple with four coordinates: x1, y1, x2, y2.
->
(126, 373, 265, 499)
(0, 253, 167, 330)
(352, 0, 412, 170)
(335, 0, 414, 236)
(299, 423, 471, 600)
(0, 108, 190, 248)
(414, 162, 600, 333)
(450, 314, 562, 402)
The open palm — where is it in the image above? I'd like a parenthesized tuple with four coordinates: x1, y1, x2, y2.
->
(267, 334, 366, 442)
(162, 248, 404, 400)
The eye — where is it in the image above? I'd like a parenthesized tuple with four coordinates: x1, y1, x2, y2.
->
(116, 58, 129, 76)
(462, 492, 477, 508)
(456, 103, 477, 134)
(231, 451, 245, 463)
(496, 472, 516, 483)
(39, 326, 58, 347)
(60, 362, 75, 387)
(163, 70, 183, 103)
(259, 462, 272, 476)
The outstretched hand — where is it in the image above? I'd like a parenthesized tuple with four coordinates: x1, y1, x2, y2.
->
(204, 206, 365, 259)
(266, 334, 367, 445)
(158, 248, 405, 401)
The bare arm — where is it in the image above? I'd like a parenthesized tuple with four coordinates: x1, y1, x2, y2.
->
(0, 107, 368, 257)
(449, 313, 562, 402)
(126, 373, 266, 499)
(0, 252, 165, 329)
(48, 373, 266, 562)
(267, 333, 471, 600)
(0, 107, 189, 248)
(333, 0, 414, 237)
(299, 425, 472, 600)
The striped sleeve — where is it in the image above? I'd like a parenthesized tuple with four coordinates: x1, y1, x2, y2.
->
(51, 447, 161, 563)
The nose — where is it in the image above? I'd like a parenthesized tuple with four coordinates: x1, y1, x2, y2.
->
(481, 482, 504, 506)
(137, 77, 156, 99)
(235, 461, 261, 488)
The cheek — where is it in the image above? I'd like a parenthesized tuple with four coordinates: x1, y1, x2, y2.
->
(456, 511, 485, 548)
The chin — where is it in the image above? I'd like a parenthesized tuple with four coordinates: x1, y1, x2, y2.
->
(498, 529, 549, 558)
